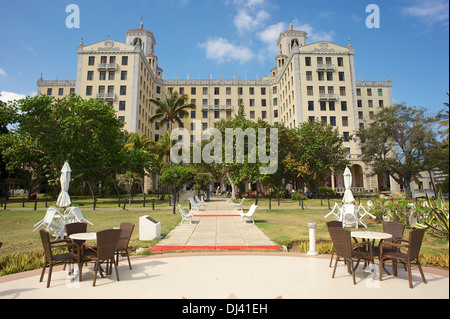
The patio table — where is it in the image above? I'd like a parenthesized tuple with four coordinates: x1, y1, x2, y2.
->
(351, 231, 393, 273)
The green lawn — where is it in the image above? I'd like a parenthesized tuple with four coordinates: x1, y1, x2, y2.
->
(1, 196, 448, 270)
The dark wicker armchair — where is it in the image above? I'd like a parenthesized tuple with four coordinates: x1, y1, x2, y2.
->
(116, 223, 135, 270)
(326, 221, 342, 267)
(379, 228, 427, 288)
(39, 230, 77, 288)
(328, 227, 373, 285)
(86, 229, 122, 287)
(373, 221, 406, 258)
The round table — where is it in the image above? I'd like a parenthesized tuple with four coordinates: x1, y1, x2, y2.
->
(351, 231, 393, 241)
(69, 232, 97, 241)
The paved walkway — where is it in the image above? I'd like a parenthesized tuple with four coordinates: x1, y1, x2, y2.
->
(151, 198, 280, 252)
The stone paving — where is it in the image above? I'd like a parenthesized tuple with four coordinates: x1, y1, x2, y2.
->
(151, 198, 280, 251)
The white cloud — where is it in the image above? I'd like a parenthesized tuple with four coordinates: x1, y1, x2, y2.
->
(199, 37, 255, 64)
(0, 91, 36, 103)
(403, 0, 449, 26)
(294, 22, 335, 43)
(232, 0, 271, 33)
(257, 22, 286, 56)
(0, 68, 6, 76)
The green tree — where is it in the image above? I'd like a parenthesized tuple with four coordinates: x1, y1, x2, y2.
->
(287, 120, 349, 196)
(357, 104, 437, 199)
(149, 90, 196, 167)
(0, 94, 127, 199)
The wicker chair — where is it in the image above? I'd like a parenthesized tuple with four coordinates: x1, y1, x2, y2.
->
(379, 228, 427, 288)
(85, 229, 121, 287)
(326, 221, 343, 267)
(115, 223, 135, 270)
(373, 221, 406, 257)
(63, 222, 88, 272)
(39, 230, 77, 288)
(328, 227, 373, 285)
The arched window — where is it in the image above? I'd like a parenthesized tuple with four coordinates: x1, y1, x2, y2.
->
(133, 37, 143, 47)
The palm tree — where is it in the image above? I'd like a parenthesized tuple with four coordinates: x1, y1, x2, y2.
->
(149, 90, 196, 167)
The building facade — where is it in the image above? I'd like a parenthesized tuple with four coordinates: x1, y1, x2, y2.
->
(38, 23, 403, 195)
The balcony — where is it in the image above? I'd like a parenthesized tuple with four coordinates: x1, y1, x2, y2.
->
(96, 93, 116, 101)
(318, 93, 338, 101)
(316, 64, 336, 71)
(97, 63, 118, 71)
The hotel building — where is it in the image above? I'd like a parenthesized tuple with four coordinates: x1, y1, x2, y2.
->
(38, 23, 402, 195)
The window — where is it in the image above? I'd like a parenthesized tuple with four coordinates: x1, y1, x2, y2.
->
(190, 122, 196, 131)
(273, 86, 277, 94)
(226, 111, 232, 118)
(337, 57, 344, 67)
(108, 71, 115, 80)
(98, 86, 105, 94)
(339, 87, 346, 96)
(321, 116, 327, 124)
(330, 116, 336, 126)
(121, 71, 127, 80)
(191, 87, 196, 95)
(341, 101, 347, 111)
(58, 88, 64, 96)
(202, 111, 208, 119)
(122, 56, 128, 65)
(119, 101, 126, 111)
(367, 88, 372, 96)
(101, 56, 107, 64)
(214, 99, 220, 106)
(214, 111, 220, 118)
(86, 86, 92, 96)
(368, 100, 373, 108)
(305, 57, 311, 66)
(99, 71, 106, 80)
(119, 116, 125, 124)
(202, 123, 208, 130)
(70, 88, 75, 94)
(320, 101, 327, 111)
(202, 99, 208, 106)
(179, 87, 184, 95)
(329, 101, 335, 111)
(109, 56, 116, 64)
(249, 87, 255, 95)
(238, 87, 243, 95)
(87, 71, 94, 81)
(262, 111, 267, 119)
(203, 87, 208, 95)
(120, 86, 126, 95)
(327, 72, 333, 81)
(343, 132, 350, 142)
(379, 100, 384, 108)
(274, 110, 278, 118)
(261, 99, 266, 107)
(88, 56, 95, 65)
(191, 99, 196, 106)
(156, 86, 161, 94)
(318, 72, 324, 81)
(359, 111, 364, 120)
(108, 86, 114, 94)
(249, 99, 255, 107)
(226, 87, 231, 95)
(309, 116, 315, 123)
(261, 87, 266, 95)
(357, 100, 362, 108)
(378, 89, 383, 96)
(191, 111, 196, 119)
(250, 111, 255, 119)
(307, 86, 314, 96)
(342, 116, 349, 126)
(308, 101, 314, 111)
(214, 87, 220, 95)
(306, 71, 312, 81)
(356, 88, 361, 96)
(338, 72, 345, 81)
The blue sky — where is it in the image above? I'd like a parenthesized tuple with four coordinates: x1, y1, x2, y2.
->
(0, 0, 448, 116)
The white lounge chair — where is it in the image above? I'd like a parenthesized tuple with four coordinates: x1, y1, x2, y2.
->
(189, 197, 201, 211)
(324, 202, 341, 220)
(178, 205, 194, 224)
(240, 204, 258, 223)
(357, 203, 376, 227)
(33, 207, 66, 239)
(341, 204, 359, 229)
(194, 195, 205, 206)
(64, 206, 94, 225)
(232, 198, 246, 211)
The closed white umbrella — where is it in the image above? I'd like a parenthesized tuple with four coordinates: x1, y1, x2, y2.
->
(342, 167, 355, 204)
(56, 162, 72, 208)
